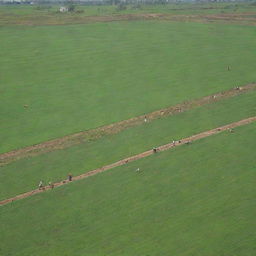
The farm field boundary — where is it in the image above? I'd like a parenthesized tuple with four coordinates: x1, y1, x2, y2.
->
(1, 83, 255, 167)
(1, 115, 255, 206)
(2, 12, 256, 26)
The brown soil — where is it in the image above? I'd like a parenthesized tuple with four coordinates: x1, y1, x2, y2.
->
(1, 116, 255, 206)
(2, 12, 256, 26)
(156, 12, 256, 25)
(1, 83, 256, 167)
(156, 13, 256, 26)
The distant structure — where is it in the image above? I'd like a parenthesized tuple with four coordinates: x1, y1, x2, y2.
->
(59, 6, 68, 12)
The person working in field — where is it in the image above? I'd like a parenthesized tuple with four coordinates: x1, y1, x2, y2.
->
(68, 174, 73, 182)
(49, 181, 54, 189)
(38, 181, 43, 190)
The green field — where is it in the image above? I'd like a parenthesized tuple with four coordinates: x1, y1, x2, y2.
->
(1, 122, 255, 256)
(1, 90, 255, 201)
(1, 21, 256, 153)
(1, 4, 256, 255)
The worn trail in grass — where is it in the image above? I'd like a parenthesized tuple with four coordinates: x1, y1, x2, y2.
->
(1, 3, 256, 26)
(1, 21, 256, 153)
(1, 83, 255, 167)
(1, 115, 255, 206)
(0, 90, 255, 201)
(1, 122, 255, 256)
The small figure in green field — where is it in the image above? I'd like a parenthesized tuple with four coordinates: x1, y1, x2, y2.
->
(49, 181, 54, 189)
(68, 174, 73, 181)
(38, 181, 43, 190)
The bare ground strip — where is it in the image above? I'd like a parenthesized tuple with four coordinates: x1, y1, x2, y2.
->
(1, 116, 255, 206)
(1, 83, 256, 167)
(2, 12, 256, 26)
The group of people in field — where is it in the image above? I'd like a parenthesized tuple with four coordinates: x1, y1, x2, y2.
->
(38, 180, 55, 190)
(38, 174, 73, 190)
(39, 105, 236, 185)
(152, 139, 183, 154)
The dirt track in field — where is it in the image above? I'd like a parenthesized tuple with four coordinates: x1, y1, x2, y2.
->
(1, 83, 256, 167)
(1, 116, 255, 206)
(153, 12, 256, 26)
(2, 12, 256, 26)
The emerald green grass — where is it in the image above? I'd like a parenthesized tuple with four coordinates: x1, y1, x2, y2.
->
(1, 21, 256, 153)
(1, 122, 255, 256)
(1, 90, 255, 201)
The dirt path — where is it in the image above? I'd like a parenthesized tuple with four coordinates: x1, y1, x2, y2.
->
(1, 83, 255, 167)
(147, 13, 256, 26)
(1, 116, 255, 206)
(3, 12, 256, 26)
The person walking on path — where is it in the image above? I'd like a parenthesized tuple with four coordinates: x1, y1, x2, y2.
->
(49, 181, 54, 189)
(38, 181, 43, 190)
(68, 174, 73, 182)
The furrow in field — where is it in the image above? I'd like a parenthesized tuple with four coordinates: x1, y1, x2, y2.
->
(2, 12, 256, 26)
(1, 116, 255, 206)
(0, 83, 255, 167)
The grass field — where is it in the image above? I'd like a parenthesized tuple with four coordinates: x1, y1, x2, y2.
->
(1, 4, 256, 255)
(1, 121, 255, 256)
(1, 21, 256, 153)
(1, 90, 255, 201)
